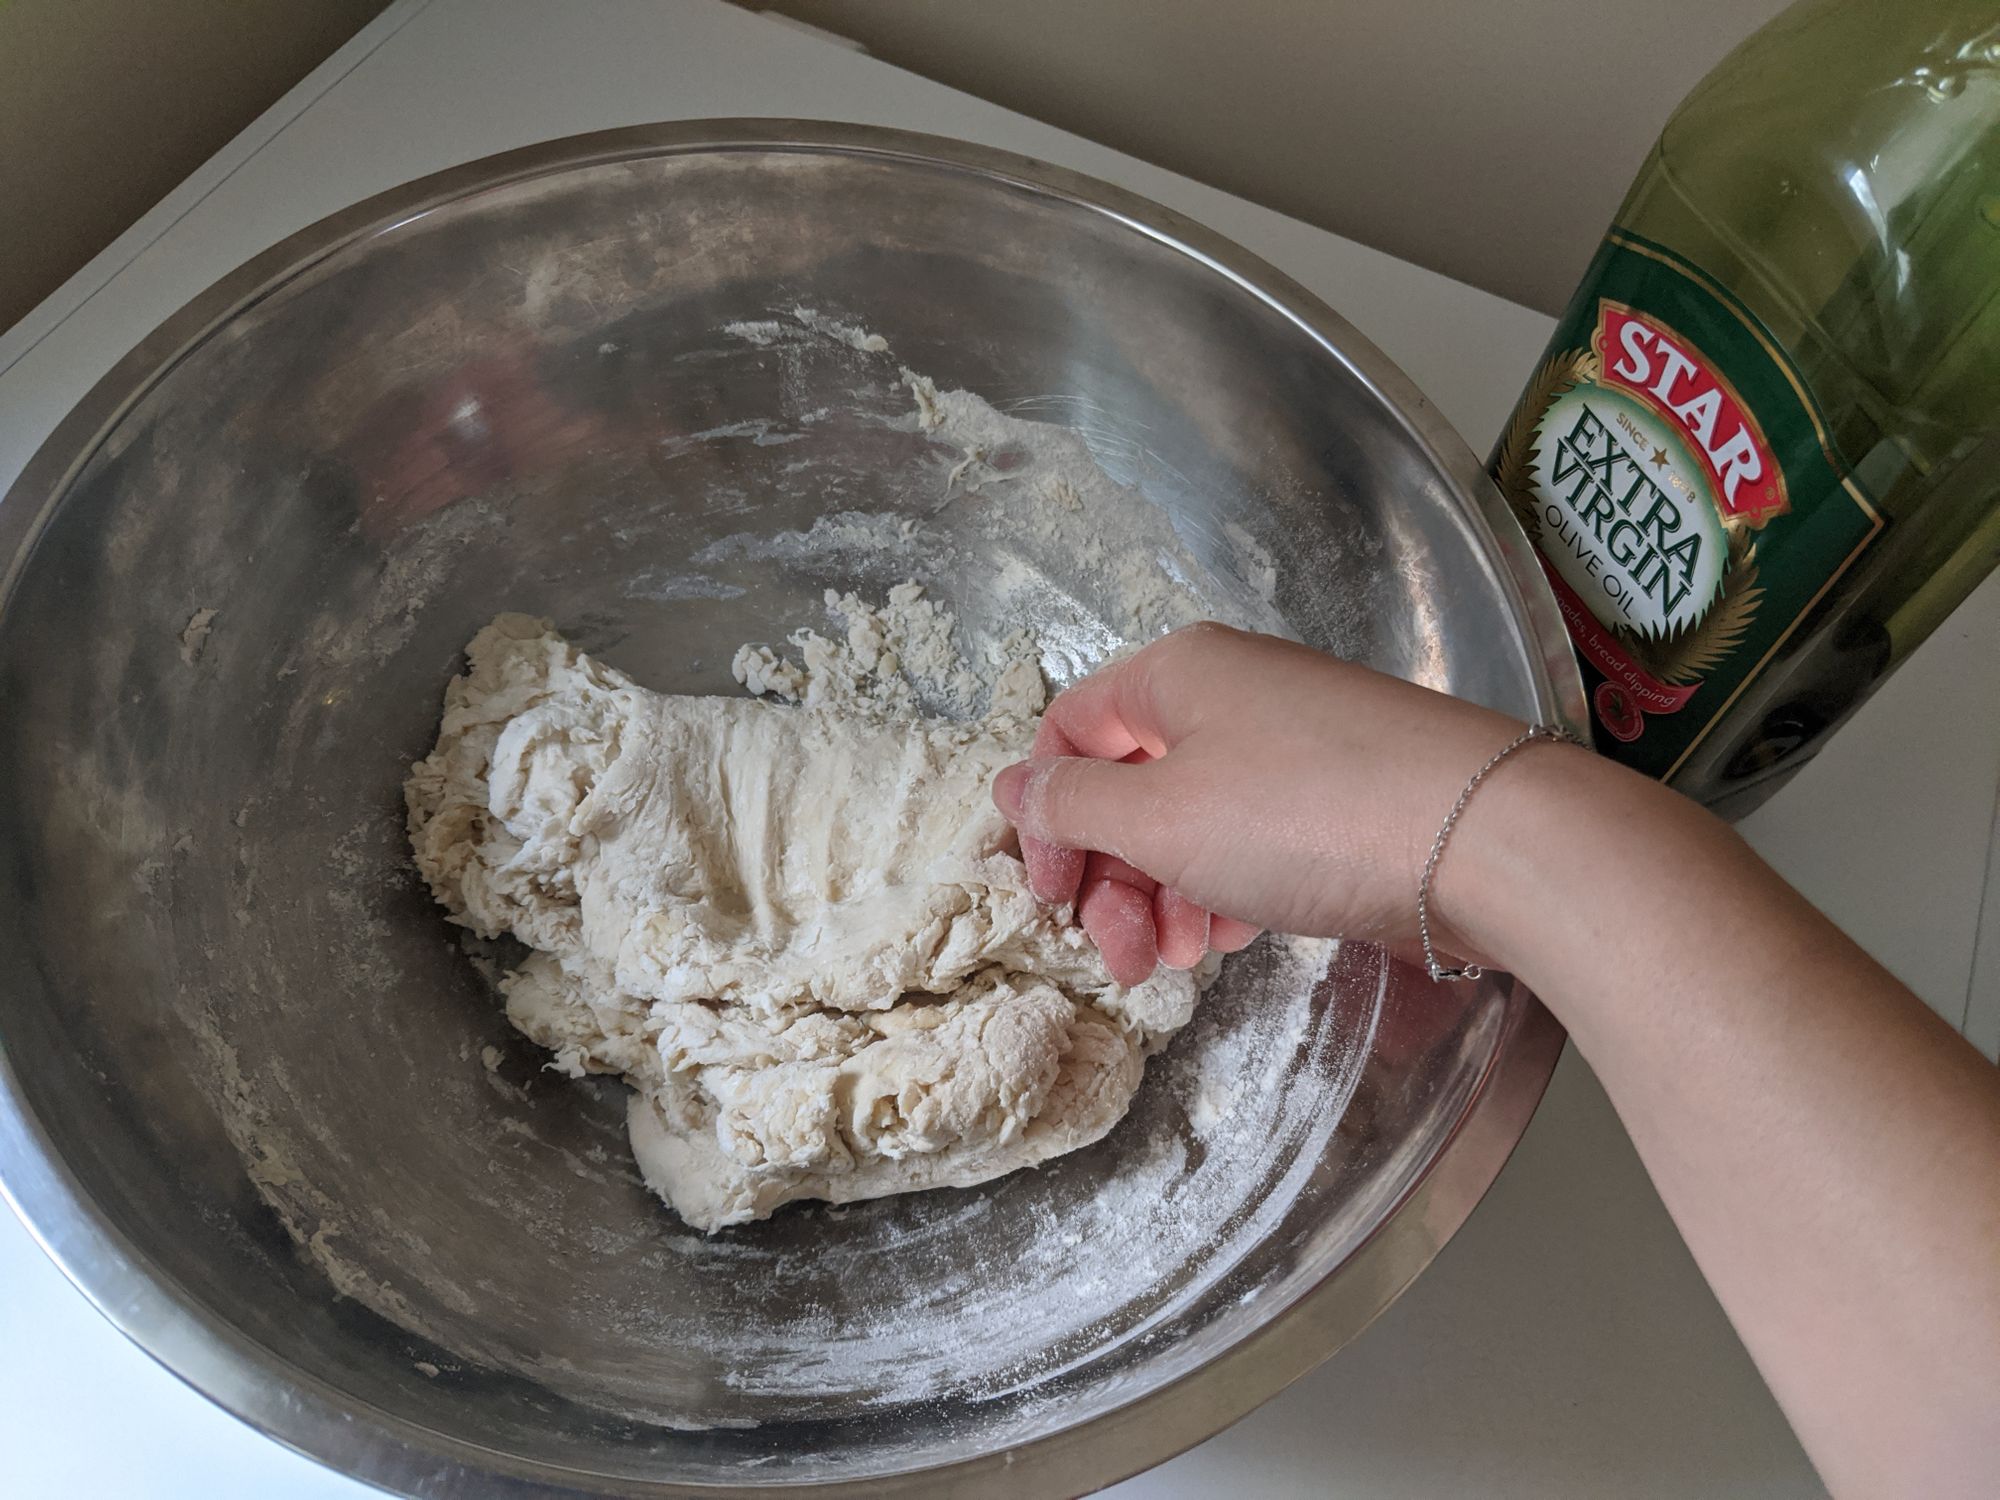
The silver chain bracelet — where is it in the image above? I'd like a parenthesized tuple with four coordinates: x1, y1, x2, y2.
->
(1418, 723, 1583, 983)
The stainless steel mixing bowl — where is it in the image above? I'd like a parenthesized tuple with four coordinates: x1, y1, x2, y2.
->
(0, 122, 1580, 1496)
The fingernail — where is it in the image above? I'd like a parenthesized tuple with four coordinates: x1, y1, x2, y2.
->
(993, 762, 1028, 821)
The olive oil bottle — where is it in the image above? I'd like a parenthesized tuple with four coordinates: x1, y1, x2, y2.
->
(1494, 0, 2000, 815)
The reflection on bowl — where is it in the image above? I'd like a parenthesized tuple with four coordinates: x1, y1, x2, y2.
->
(0, 121, 1576, 1498)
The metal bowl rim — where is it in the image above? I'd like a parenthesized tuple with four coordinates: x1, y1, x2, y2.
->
(0, 118, 1579, 1499)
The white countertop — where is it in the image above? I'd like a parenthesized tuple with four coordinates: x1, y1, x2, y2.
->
(4, 2, 1995, 1495)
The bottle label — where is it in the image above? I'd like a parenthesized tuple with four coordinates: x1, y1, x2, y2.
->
(1494, 231, 1882, 778)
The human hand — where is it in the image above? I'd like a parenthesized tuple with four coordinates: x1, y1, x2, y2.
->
(1011, 640, 2000, 1500)
(991, 622, 1533, 984)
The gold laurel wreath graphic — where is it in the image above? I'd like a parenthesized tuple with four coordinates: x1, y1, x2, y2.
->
(1493, 346, 1599, 542)
(1625, 524, 1763, 684)
(1495, 344, 1763, 685)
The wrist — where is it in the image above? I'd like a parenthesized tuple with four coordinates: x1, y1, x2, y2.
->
(1412, 725, 1580, 979)
(1424, 738, 1665, 985)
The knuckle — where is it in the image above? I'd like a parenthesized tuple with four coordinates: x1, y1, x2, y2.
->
(1147, 619, 1240, 676)
(1029, 757, 1087, 828)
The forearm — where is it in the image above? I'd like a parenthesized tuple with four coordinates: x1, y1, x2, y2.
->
(1443, 749, 2000, 1496)
(1000, 625, 2000, 1490)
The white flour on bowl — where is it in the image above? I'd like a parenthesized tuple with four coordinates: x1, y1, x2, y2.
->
(205, 306, 1377, 1428)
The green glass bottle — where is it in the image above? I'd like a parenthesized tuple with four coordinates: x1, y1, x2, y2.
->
(1492, 0, 2000, 815)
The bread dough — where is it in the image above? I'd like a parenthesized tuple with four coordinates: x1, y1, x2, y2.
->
(406, 614, 1205, 1230)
